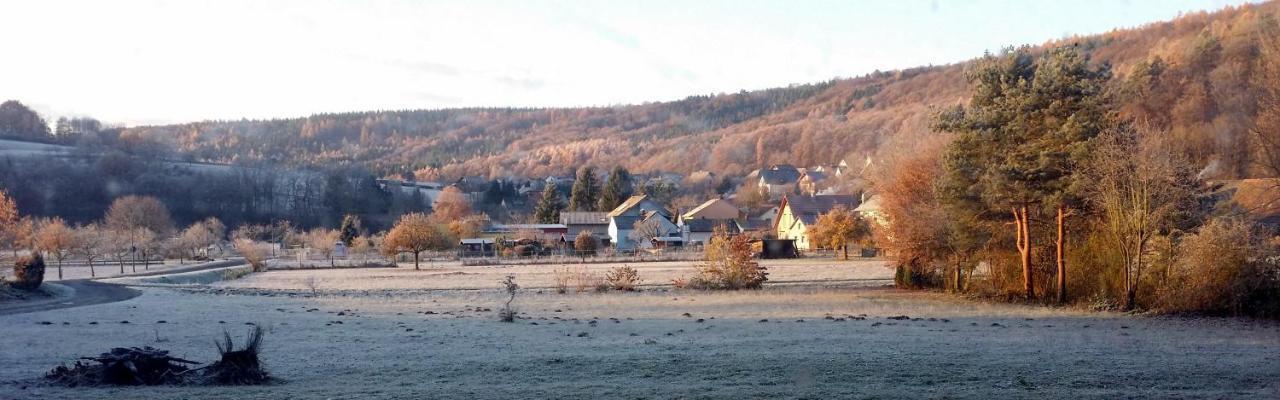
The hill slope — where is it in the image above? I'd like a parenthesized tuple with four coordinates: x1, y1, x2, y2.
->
(117, 2, 1279, 180)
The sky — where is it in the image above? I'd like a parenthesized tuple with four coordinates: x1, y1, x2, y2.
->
(0, 0, 1254, 126)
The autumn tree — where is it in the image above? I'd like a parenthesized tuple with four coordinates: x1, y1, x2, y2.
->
(1088, 125, 1198, 310)
(0, 100, 52, 141)
(568, 166, 600, 211)
(808, 206, 871, 260)
(432, 186, 472, 221)
(533, 182, 564, 224)
(573, 230, 597, 259)
(0, 190, 18, 258)
(34, 218, 74, 280)
(1253, 31, 1280, 187)
(598, 166, 633, 211)
(383, 212, 451, 270)
(935, 45, 1109, 300)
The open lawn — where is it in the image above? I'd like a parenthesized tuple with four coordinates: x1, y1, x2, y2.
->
(1, 259, 1277, 399)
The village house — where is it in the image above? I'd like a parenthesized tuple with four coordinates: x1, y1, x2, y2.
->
(560, 211, 611, 245)
(677, 198, 741, 244)
(607, 194, 674, 251)
(756, 164, 802, 196)
(797, 170, 828, 195)
(774, 193, 860, 250)
(853, 193, 884, 226)
(483, 223, 570, 243)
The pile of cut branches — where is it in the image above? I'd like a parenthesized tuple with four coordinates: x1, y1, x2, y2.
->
(44, 326, 273, 387)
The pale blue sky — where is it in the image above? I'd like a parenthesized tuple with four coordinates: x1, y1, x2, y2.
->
(0, 0, 1253, 125)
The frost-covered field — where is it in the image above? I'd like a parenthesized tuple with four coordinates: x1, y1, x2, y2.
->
(2, 260, 1278, 399)
(221, 258, 892, 291)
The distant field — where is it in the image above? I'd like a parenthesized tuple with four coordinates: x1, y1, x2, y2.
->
(220, 258, 893, 292)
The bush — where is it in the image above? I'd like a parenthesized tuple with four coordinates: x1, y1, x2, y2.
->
(1155, 218, 1280, 317)
(605, 265, 640, 291)
(894, 262, 941, 289)
(688, 227, 767, 290)
(552, 268, 572, 294)
(512, 245, 537, 257)
(573, 231, 598, 257)
(232, 239, 269, 272)
(498, 275, 518, 322)
(572, 266, 604, 293)
(12, 253, 45, 290)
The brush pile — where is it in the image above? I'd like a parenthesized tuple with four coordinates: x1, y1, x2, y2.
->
(44, 327, 272, 387)
(45, 347, 198, 386)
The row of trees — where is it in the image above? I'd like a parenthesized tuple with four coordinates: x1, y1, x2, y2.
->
(873, 45, 1280, 316)
(1, 192, 228, 278)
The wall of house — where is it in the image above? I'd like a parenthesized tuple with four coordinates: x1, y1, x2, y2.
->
(775, 204, 812, 250)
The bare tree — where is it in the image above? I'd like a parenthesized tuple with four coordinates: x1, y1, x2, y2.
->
(1089, 126, 1197, 310)
(306, 228, 340, 267)
(72, 224, 108, 278)
(104, 196, 174, 269)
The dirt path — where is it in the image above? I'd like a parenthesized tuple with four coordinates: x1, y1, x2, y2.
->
(0, 259, 244, 316)
(0, 280, 140, 316)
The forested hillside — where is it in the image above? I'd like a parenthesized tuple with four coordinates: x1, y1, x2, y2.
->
(94, 2, 1278, 182)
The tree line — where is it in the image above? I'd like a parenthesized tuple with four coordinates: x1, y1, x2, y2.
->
(872, 45, 1280, 317)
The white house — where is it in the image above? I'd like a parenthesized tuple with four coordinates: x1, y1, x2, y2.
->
(607, 195, 673, 251)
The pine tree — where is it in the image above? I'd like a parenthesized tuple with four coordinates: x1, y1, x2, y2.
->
(935, 45, 1109, 301)
(598, 166, 632, 211)
(534, 182, 564, 224)
(339, 215, 361, 246)
(568, 166, 600, 211)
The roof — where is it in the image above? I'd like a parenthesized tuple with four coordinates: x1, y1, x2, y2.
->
(684, 219, 740, 233)
(610, 215, 641, 229)
(683, 198, 739, 220)
(607, 194, 670, 217)
(560, 211, 609, 225)
(460, 238, 495, 245)
(760, 165, 801, 185)
(783, 194, 859, 225)
(801, 170, 828, 182)
(735, 219, 773, 232)
(853, 195, 881, 213)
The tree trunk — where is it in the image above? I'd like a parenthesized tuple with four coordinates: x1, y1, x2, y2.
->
(1013, 206, 1033, 299)
(57, 259, 63, 280)
(842, 243, 849, 260)
(413, 252, 420, 270)
(954, 261, 963, 293)
(89, 261, 95, 278)
(1056, 206, 1066, 304)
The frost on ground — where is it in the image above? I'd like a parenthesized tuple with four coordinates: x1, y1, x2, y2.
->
(219, 258, 891, 291)
(1, 261, 1278, 399)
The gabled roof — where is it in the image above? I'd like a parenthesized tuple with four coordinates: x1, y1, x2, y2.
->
(683, 198, 738, 220)
(781, 194, 859, 225)
(560, 211, 609, 225)
(760, 165, 801, 185)
(607, 194, 670, 217)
